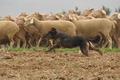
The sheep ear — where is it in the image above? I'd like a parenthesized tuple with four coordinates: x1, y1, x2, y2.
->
(118, 13, 120, 19)
(30, 19, 34, 24)
(24, 17, 27, 21)
(102, 10, 106, 15)
(10, 16, 15, 21)
(55, 15, 60, 19)
(68, 15, 73, 20)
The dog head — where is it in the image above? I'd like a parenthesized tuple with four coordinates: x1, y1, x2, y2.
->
(43, 28, 58, 39)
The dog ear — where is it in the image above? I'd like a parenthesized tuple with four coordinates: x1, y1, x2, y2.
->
(51, 28, 56, 31)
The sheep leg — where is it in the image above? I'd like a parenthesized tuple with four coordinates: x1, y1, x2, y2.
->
(14, 36, 20, 48)
(36, 37, 40, 47)
(7, 35, 14, 48)
(102, 34, 112, 49)
(28, 38, 34, 47)
(112, 33, 120, 48)
(20, 37, 26, 48)
(37, 38, 43, 47)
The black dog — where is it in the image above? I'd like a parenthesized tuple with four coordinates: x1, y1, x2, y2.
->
(43, 28, 103, 56)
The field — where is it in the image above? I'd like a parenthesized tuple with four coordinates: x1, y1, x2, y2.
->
(0, 47, 120, 80)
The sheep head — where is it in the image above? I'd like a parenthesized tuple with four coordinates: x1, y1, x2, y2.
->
(55, 13, 64, 18)
(15, 17, 25, 25)
(80, 8, 94, 17)
(24, 17, 34, 26)
(31, 12, 45, 21)
(90, 9, 106, 18)
(2, 15, 15, 21)
(17, 12, 29, 17)
(67, 9, 78, 15)
(60, 14, 70, 21)
(110, 12, 120, 20)
(61, 14, 77, 21)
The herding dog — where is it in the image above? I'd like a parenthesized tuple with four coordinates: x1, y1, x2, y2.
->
(43, 28, 103, 56)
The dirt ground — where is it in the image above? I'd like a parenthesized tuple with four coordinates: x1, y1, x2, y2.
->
(0, 49, 120, 80)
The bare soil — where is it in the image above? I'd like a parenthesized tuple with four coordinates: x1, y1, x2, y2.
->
(0, 49, 120, 80)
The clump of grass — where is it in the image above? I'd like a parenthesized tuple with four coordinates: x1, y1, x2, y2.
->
(37, 60, 41, 64)
(13, 61, 18, 65)
(100, 48, 120, 52)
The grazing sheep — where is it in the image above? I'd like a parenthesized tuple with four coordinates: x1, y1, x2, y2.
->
(23, 17, 77, 46)
(0, 21, 19, 47)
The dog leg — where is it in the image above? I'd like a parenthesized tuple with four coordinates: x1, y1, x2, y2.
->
(80, 42, 89, 56)
(45, 44, 61, 52)
(89, 42, 103, 55)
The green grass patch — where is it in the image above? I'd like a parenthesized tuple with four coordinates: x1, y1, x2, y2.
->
(100, 48, 120, 52)
(2, 46, 120, 52)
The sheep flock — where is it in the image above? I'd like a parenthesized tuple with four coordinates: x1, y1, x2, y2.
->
(0, 8, 120, 49)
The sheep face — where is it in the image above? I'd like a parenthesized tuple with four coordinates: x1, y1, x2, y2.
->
(110, 13, 120, 20)
(15, 17, 25, 25)
(24, 18, 33, 26)
(2, 15, 15, 21)
(18, 12, 29, 17)
(60, 14, 70, 21)
(92, 9, 106, 18)
(31, 12, 43, 20)
(68, 10, 78, 15)
(81, 8, 94, 16)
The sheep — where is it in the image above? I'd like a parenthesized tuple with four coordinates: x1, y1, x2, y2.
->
(61, 14, 85, 21)
(2, 15, 16, 21)
(0, 15, 21, 48)
(86, 9, 108, 19)
(23, 17, 77, 46)
(15, 16, 41, 47)
(55, 13, 64, 18)
(67, 9, 78, 15)
(0, 21, 19, 47)
(17, 12, 29, 18)
(0, 18, 2, 21)
(15, 17, 28, 48)
(45, 14, 60, 20)
(80, 8, 94, 17)
(61, 15, 115, 49)
(42, 13, 50, 20)
(30, 12, 45, 21)
(109, 12, 120, 48)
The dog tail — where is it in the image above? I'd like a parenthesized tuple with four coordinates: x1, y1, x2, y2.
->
(86, 35, 101, 43)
